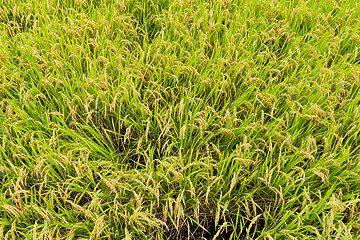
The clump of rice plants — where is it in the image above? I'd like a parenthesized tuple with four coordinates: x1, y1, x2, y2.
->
(0, 0, 360, 239)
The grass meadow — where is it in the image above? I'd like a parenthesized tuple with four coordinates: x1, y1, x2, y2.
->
(1, 0, 360, 239)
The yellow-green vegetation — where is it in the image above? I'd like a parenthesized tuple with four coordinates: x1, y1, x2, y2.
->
(1, 0, 360, 239)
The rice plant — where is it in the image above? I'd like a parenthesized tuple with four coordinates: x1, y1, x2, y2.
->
(0, 0, 360, 239)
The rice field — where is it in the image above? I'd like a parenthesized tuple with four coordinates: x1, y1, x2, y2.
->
(0, 0, 360, 239)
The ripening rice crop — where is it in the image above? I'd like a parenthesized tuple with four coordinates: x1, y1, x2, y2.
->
(0, 0, 360, 239)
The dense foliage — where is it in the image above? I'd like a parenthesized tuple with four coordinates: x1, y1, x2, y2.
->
(1, 0, 360, 239)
